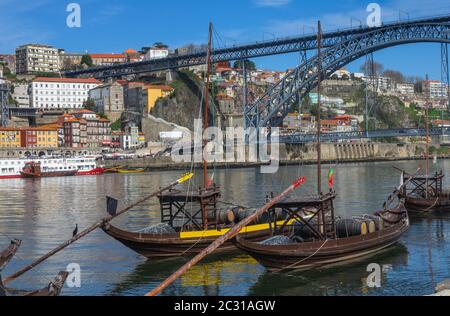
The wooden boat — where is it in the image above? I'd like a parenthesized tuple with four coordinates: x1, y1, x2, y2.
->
(20, 162, 77, 178)
(102, 186, 295, 258)
(1, 271, 68, 297)
(235, 22, 410, 273)
(102, 24, 295, 259)
(104, 166, 121, 174)
(24, 271, 69, 296)
(0, 240, 21, 272)
(117, 167, 146, 174)
(400, 172, 450, 212)
(398, 74, 450, 213)
(235, 195, 410, 272)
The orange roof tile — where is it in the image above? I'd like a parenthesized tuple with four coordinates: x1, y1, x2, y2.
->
(124, 48, 138, 54)
(33, 77, 101, 84)
(90, 54, 126, 59)
(145, 85, 174, 91)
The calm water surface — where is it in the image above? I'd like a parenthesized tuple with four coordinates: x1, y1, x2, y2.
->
(1, 160, 450, 296)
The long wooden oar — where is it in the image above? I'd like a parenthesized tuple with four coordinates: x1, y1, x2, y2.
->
(3, 172, 194, 285)
(145, 176, 307, 297)
(384, 167, 421, 209)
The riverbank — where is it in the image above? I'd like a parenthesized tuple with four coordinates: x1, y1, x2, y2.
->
(102, 142, 449, 171)
(104, 155, 450, 172)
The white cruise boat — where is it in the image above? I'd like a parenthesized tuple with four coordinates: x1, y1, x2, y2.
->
(0, 156, 104, 179)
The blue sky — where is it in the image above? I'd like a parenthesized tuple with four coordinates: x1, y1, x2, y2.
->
(1, 0, 450, 79)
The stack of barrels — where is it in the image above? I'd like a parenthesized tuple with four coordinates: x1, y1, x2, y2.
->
(336, 214, 384, 238)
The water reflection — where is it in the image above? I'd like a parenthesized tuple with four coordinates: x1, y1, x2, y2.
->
(1, 160, 450, 296)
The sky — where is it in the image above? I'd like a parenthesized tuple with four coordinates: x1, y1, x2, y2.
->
(1, 0, 450, 79)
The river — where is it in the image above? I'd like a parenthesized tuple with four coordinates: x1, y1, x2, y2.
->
(1, 160, 450, 296)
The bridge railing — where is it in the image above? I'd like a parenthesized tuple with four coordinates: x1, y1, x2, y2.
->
(280, 128, 450, 143)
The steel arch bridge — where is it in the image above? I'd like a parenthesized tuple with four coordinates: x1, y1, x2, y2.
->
(245, 22, 450, 129)
(66, 15, 450, 79)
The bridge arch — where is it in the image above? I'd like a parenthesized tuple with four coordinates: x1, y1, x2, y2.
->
(246, 22, 450, 128)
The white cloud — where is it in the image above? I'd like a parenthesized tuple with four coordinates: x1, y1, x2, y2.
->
(253, 0, 291, 8)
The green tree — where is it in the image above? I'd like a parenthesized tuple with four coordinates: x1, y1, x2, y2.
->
(81, 55, 93, 67)
(153, 42, 168, 49)
(83, 98, 96, 111)
(233, 60, 256, 71)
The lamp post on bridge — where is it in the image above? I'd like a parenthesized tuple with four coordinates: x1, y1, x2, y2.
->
(0, 80, 10, 127)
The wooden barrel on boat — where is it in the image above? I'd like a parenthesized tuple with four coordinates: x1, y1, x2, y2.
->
(336, 219, 368, 238)
(293, 220, 318, 240)
(360, 214, 384, 231)
(352, 217, 376, 234)
(233, 208, 285, 224)
(208, 209, 235, 225)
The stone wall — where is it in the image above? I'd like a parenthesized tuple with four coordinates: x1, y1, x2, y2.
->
(285, 142, 427, 162)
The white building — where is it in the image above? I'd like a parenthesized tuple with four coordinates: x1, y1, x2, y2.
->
(30, 77, 101, 110)
(144, 48, 169, 61)
(12, 83, 30, 108)
(396, 83, 415, 96)
(0, 68, 4, 85)
(363, 76, 393, 92)
(15, 44, 60, 74)
(423, 80, 449, 99)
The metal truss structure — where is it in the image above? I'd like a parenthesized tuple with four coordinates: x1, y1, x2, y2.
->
(442, 43, 450, 111)
(281, 127, 450, 144)
(245, 22, 450, 129)
(0, 82, 9, 127)
(66, 16, 450, 79)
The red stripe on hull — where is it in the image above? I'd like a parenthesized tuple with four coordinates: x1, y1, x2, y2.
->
(76, 168, 105, 176)
(0, 175, 22, 180)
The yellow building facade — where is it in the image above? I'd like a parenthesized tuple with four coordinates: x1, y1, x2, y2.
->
(0, 129, 21, 148)
(145, 85, 174, 113)
(33, 127, 59, 148)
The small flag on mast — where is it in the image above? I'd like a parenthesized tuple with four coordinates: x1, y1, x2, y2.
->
(106, 196, 118, 217)
(328, 167, 335, 189)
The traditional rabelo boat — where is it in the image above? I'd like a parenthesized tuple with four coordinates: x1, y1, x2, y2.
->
(20, 161, 78, 178)
(117, 167, 146, 174)
(1, 271, 68, 297)
(0, 240, 21, 273)
(102, 23, 295, 259)
(400, 171, 450, 212)
(235, 21, 410, 272)
(0, 241, 68, 297)
(398, 76, 450, 213)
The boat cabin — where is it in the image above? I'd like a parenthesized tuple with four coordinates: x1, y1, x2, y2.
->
(158, 186, 222, 231)
(403, 171, 446, 199)
(268, 193, 337, 241)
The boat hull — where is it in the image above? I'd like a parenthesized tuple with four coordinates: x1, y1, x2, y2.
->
(235, 208, 410, 272)
(20, 170, 78, 178)
(404, 195, 450, 213)
(102, 223, 273, 259)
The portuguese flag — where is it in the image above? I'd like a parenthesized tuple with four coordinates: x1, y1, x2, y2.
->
(328, 167, 335, 189)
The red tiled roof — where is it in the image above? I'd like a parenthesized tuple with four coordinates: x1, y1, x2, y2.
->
(124, 48, 138, 54)
(72, 109, 96, 114)
(145, 85, 174, 91)
(33, 77, 101, 84)
(90, 54, 125, 59)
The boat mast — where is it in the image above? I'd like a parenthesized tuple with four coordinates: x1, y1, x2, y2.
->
(316, 21, 323, 195)
(203, 22, 213, 189)
(425, 74, 430, 198)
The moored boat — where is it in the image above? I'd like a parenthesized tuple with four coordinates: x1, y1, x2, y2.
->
(0, 240, 21, 272)
(1, 271, 68, 297)
(235, 22, 410, 273)
(102, 186, 298, 258)
(117, 167, 145, 174)
(0, 156, 104, 180)
(20, 162, 78, 178)
(400, 172, 450, 212)
(235, 195, 410, 272)
(397, 75, 450, 213)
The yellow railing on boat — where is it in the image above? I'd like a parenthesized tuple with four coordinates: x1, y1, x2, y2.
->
(179, 219, 300, 239)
